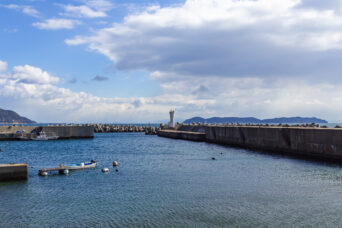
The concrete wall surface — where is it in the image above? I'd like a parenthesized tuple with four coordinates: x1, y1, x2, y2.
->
(0, 126, 94, 140)
(158, 130, 205, 141)
(42, 126, 94, 139)
(205, 126, 342, 161)
(158, 126, 342, 162)
(0, 163, 28, 181)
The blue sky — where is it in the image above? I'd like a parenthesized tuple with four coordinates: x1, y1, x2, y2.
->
(0, 0, 183, 98)
(1, 0, 342, 123)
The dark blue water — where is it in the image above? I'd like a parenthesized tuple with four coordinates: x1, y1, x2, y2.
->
(1, 133, 342, 227)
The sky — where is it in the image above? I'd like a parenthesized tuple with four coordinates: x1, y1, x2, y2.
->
(1, 0, 342, 123)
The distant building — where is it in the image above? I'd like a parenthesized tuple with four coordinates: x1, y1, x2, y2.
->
(168, 110, 175, 128)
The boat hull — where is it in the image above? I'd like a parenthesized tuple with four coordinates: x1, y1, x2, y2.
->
(62, 163, 97, 170)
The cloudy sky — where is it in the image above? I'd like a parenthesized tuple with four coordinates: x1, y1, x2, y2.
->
(1, 0, 342, 123)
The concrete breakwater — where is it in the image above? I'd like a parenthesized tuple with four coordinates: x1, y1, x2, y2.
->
(0, 124, 159, 140)
(158, 125, 342, 162)
(0, 163, 28, 181)
(157, 130, 205, 141)
(92, 124, 159, 134)
(0, 125, 94, 140)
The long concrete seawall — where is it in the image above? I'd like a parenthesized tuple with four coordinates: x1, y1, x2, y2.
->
(0, 126, 94, 140)
(158, 130, 205, 141)
(158, 126, 342, 162)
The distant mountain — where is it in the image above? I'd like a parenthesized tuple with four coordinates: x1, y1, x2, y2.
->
(0, 108, 36, 124)
(183, 116, 328, 124)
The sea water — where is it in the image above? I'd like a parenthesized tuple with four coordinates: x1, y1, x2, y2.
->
(1, 133, 342, 227)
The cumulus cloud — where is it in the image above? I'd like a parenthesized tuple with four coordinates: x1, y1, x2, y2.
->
(157, 76, 342, 121)
(61, 5, 107, 18)
(4, 0, 342, 122)
(0, 61, 342, 122)
(33, 18, 81, 30)
(65, 0, 342, 81)
(0, 60, 8, 72)
(3, 65, 60, 84)
(2, 4, 39, 17)
(0, 63, 168, 122)
(62, 0, 342, 122)
(60, 0, 113, 18)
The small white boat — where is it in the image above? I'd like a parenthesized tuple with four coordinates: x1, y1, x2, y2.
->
(47, 135, 59, 140)
(33, 132, 48, 141)
(32, 132, 59, 141)
(62, 162, 97, 170)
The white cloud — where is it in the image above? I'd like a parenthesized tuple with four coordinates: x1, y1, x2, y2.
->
(155, 75, 342, 122)
(3, 65, 60, 84)
(0, 61, 341, 123)
(0, 60, 8, 72)
(85, 0, 113, 12)
(2, 4, 39, 17)
(60, 0, 113, 18)
(33, 18, 81, 30)
(4, 1, 342, 122)
(65, 0, 342, 81)
(62, 5, 107, 18)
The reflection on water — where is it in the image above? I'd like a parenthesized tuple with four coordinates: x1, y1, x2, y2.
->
(1, 133, 342, 227)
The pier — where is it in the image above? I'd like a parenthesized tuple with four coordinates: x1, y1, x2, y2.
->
(38, 166, 68, 175)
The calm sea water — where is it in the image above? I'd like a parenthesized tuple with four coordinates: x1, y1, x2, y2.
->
(1, 133, 342, 227)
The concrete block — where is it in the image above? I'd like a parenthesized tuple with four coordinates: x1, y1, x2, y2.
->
(0, 163, 28, 182)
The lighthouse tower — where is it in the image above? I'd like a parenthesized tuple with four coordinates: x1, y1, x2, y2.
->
(169, 110, 175, 128)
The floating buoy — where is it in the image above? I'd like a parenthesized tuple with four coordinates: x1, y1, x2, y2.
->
(63, 169, 69, 175)
(40, 171, 48, 176)
(113, 161, 118, 167)
(102, 168, 109, 173)
(115, 169, 119, 172)
(211, 157, 216, 160)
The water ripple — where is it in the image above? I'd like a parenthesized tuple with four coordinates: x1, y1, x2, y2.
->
(2, 133, 342, 227)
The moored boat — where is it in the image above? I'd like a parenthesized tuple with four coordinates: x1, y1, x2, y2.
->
(33, 132, 48, 141)
(32, 131, 59, 140)
(61, 162, 97, 170)
(38, 161, 97, 176)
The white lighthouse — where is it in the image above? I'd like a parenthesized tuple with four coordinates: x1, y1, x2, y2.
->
(169, 110, 175, 128)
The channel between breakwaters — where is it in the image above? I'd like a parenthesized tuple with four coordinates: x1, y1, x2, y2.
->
(158, 125, 342, 162)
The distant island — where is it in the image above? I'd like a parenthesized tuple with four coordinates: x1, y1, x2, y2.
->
(183, 116, 328, 124)
(0, 108, 36, 124)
